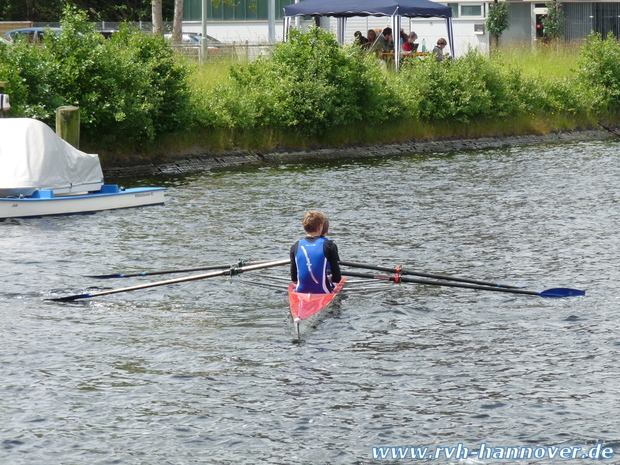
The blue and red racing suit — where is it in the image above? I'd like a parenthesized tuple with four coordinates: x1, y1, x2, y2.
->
(290, 236, 341, 294)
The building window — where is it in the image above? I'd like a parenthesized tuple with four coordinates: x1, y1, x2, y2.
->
(184, 0, 296, 21)
(448, 3, 459, 18)
(446, 3, 485, 19)
(460, 4, 484, 18)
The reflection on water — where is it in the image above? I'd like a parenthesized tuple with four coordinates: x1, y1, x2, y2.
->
(1, 139, 619, 464)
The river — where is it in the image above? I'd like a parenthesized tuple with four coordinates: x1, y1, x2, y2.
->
(1, 139, 619, 464)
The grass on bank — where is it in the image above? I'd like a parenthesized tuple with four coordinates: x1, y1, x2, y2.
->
(188, 40, 583, 87)
(490, 40, 582, 79)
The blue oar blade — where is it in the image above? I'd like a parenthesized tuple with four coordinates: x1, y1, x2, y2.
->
(539, 288, 586, 298)
(85, 274, 126, 279)
(48, 293, 94, 302)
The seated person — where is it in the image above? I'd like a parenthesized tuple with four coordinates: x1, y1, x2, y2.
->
(370, 27, 394, 56)
(402, 32, 418, 53)
(363, 29, 377, 50)
(290, 211, 341, 294)
(354, 30, 368, 46)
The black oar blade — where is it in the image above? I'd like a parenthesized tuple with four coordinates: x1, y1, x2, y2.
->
(539, 288, 586, 298)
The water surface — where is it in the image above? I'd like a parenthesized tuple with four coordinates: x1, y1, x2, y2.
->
(1, 140, 619, 464)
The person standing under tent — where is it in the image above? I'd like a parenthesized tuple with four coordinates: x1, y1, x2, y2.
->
(290, 211, 341, 294)
(432, 37, 450, 62)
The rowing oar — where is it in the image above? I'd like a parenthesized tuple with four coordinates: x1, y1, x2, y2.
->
(339, 271, 585, 298)
(339, 261, 522, 289)
(85, 259, 265, 279)
(50, 259, 291, 302)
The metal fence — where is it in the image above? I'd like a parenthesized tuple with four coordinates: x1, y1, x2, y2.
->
(22, 22, 276, 62)
(170, 42, 276, 62)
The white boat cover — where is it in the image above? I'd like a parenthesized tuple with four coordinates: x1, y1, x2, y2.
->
(0, 118, 104, 197)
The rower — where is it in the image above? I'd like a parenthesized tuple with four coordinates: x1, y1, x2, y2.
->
(290, 211, 341, 294)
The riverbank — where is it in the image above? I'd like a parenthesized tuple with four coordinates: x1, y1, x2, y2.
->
(102, 127, 614, 178)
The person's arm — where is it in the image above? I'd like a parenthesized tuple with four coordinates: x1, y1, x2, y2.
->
(290, 242, 298, 283)
(325, 241, 341, 283)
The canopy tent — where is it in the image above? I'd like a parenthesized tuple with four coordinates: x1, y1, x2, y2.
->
(283, 0, 454, 69)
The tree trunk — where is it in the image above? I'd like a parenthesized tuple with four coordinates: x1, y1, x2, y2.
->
(490, 33, 499, 54)
(173, 0, 184, 44)
(152, 0, 163, 35)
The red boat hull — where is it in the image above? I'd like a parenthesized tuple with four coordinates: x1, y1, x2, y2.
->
(288, 279, 346, 321)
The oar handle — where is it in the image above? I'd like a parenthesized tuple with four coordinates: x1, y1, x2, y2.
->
(339, 261, 522, 289)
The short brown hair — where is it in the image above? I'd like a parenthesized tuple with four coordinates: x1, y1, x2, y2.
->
(437, 38, 447, 46)
(302, 211, 326, 233)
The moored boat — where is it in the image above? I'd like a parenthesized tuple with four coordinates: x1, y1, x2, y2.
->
(288, 279, 346, 339)
(0, 117, 165, 220)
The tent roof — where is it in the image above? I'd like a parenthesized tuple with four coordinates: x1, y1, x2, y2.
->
(283, 0, 452, 19)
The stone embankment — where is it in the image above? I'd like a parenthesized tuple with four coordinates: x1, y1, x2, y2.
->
(102, 128, 614, 178)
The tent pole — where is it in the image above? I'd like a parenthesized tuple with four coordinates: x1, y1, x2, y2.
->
(268, 0, 275, 44)
(446, 17, 455, 59)
(283, 16, 290, 41)
(337, 17, 346, 43)
(393, 15, 401, 71)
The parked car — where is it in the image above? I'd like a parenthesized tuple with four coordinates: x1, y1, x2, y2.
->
(5, 27, 62, 42)
(164, 33, 221, 53)
(98, 29, 119, 39)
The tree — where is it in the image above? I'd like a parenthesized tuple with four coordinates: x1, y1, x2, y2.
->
(486, 0, 509, 52)
(541, 0, 565, 41)
(0, 0, 173, 22)
(152, 0, 163, 34)
(172, 0, 183, 42)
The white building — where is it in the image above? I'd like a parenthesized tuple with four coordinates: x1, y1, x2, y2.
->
(182, 0, 620, 56)
(183, 0, 489, 56)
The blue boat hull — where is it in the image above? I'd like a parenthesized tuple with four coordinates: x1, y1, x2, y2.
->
(0, 185, 165, 220)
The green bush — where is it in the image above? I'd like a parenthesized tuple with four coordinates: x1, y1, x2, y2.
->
(202, 27, 400, 136)
(401, 50, 522, 122)
(0, 32, 60, 120)
(0, 5, 195, 143)
(577, 32, 620, 111)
